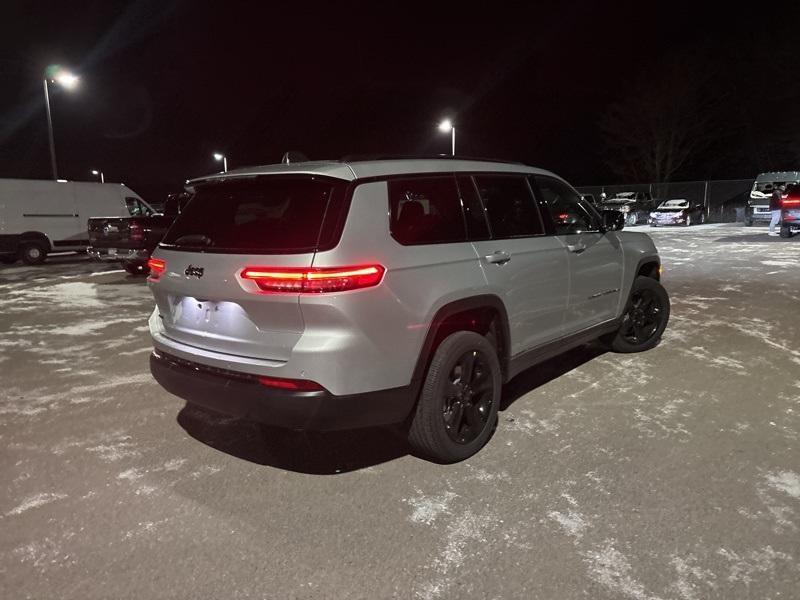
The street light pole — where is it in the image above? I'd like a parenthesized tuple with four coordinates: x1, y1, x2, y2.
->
(214, 153, 228, 172)
(42, 66, 79, 181)
(438, 119, 456, 156)
(43, 78, 58, 180)
(92, 169, 104, 183)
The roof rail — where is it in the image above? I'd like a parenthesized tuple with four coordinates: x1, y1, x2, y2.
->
(339, 154, 525, 166)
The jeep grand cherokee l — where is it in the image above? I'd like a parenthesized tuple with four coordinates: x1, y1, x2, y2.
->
(147, 158, 669, 462)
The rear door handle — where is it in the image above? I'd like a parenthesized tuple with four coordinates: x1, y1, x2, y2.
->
(484, 251, 511, 265)
(567, 243, 586, 253)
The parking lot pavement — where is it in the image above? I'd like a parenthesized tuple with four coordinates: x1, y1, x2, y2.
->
(1, 223, 799, 599)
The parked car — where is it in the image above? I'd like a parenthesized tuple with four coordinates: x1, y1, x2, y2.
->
(745, 171, 800, 226)
(779, 184, 800, 238)
(88, 192, 190, 274)
(147, 158, 668, 463)
(648, 199, 705, 226)
(600, 191, 654, 226)
(0, 179, 152, 265)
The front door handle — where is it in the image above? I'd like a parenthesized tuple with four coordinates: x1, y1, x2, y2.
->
(485, 251, 511, 265)
(567, 243, 586, 253)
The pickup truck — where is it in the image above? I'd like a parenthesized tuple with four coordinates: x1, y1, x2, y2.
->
(88, 192, 189, 274)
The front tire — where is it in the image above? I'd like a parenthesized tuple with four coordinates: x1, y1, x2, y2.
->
(605, 276, 670, 353)
(19, 242, 48, 265)
(408, 331, 501, 463)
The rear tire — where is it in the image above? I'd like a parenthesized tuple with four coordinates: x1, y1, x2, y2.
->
(780, 225, 793, 238)
(19, 242, 47, 265)
(744, 219, 753, 227)
(408, 331, 501, 463)
(604, 276, 670, 353)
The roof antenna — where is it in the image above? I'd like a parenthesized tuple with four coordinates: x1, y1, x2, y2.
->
(282, 151, 309, 164)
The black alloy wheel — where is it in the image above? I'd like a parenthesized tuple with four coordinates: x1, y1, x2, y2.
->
(605, 276, 670, 353)
(620, 288, 664, 346)
(408, 331, 501, 463)
(442, 350, 494, 445)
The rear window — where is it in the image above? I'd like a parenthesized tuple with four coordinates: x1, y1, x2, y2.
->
(389, 176, 466, 245)
(161, 177, 342, 253)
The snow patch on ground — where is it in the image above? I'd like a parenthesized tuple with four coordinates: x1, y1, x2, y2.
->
(405, 490, 457, 525)
(584, 540, 661, 600)
(765, 470, 800, 499)
(717, 546, 794, 585)
(670, 555, 716, 600)
(5, 492, 68, 516)
(548, 510, 589, 538)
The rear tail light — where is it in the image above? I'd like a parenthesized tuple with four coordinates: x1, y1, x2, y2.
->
(129, 221, 144, 242)
(147, 258, 166, 280)
(257, 375, 325, 391)
(240, 264, 385, 294)
(781, 198, 800, 206)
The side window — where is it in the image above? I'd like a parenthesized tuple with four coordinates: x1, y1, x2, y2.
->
(473, 175, 544, 238)
(388, 177, 466, 245)
(535, 177, 601, 234)
(125, 197, 151, 217)
(455, 176, 490, 240)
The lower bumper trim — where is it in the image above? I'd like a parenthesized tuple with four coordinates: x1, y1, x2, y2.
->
(149, 350, 415, 430)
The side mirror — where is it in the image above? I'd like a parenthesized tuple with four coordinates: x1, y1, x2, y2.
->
(602, 209, 625, 231)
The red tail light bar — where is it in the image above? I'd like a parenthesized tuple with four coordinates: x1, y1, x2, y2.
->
(240, 264, 385, 293)
(781, 198, 800, 206)
(147, 258, 166, 280)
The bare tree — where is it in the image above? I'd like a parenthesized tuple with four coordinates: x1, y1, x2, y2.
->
(600, 61, 716, 186)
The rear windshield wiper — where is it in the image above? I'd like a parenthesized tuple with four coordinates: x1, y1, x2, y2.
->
(173, 234, 213, 246)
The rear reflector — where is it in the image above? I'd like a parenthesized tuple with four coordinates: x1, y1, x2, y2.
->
(257, 376, 325, 391)
(240, 264, 385, 293)
(147, 258, 166, 280)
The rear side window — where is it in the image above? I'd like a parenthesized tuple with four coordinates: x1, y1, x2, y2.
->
(389, 177, 466, 245)
(473, 175, 544, 238)
(161, 177, 341, 253)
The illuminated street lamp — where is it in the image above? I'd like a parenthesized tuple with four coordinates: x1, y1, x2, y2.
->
(43, 65, 79, 180)
(438, 119, 456, 156)
(91, 169, 104, 183)
(213, 152, 228, 172)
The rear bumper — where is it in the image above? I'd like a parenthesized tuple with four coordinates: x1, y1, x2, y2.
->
(88, 247, 149, 263)
(149, 350, 415, 430)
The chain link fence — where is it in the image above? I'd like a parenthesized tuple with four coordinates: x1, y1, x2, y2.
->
(577, 179, 754, 222)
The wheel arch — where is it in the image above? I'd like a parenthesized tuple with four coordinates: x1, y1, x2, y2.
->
(19, 231, 53, 250)
(636, 257, 661, 281)
(409, 295, 512, 399)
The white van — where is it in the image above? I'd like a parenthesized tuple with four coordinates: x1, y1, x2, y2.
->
(0, 179, 155, 265)
(746, 171, 800, 226)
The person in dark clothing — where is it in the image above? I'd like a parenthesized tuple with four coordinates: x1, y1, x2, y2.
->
(768, 184, 784, 236)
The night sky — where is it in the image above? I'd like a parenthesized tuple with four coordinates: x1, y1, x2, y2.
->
(2, 1, 798, 202)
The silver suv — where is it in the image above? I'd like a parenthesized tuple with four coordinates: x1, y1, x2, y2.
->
(147, 158, 669, 462)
